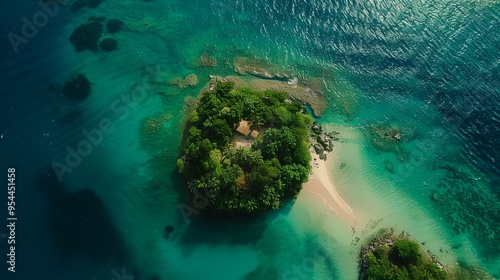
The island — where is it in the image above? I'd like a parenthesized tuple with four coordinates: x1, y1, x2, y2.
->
(359, 229, 449, 280)
(176, 80, 315, 214)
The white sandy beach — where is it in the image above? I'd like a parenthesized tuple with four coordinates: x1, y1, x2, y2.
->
(302, 148, 357, 226)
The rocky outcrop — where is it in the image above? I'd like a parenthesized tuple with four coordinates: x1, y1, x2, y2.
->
(310, 123, 339, 160)
(249, 78, 328, 117)
(204, 74, 328, 116)
(169, 74, 199, 88)
(233, 56, 291, 79)
(198, 54, 217, 67)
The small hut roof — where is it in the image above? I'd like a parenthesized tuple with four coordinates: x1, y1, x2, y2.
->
(250, 130, 260, 138)
(236, 120, 251, 136)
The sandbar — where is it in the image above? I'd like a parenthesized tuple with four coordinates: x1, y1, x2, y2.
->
(302, 148, 357, 226)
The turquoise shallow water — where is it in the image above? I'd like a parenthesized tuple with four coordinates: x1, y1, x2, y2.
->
(0, 0, 498, 279)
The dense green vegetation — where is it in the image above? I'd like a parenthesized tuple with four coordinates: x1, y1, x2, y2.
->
(177, 81, 313, 214)
(360, 235, 449, 280)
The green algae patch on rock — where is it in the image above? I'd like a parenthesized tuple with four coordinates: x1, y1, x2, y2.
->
(197, 54, 217, 67)
(206, 75, 247, 92)
(364, 121, 417, 164)
(139, 111, 174, 153)
(63, 74, 91, 100)
(70, 21, 104, 52)
(169, 74, 199, 89)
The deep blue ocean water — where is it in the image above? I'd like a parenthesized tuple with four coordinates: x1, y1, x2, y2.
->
(1, 0, 499, 279)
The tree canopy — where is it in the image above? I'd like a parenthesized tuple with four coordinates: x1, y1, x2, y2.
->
(177, 81, 313, 214)
(360, 235, 449, 280)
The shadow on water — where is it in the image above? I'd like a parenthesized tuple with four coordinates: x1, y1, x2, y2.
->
(175, 203, 297, 262)
(243, 230, 338, 280)
(173, 172, 273, 250)
(36, 167, 126, 264)
(177, 214, 267, 252)
(171, 165, 296, 251)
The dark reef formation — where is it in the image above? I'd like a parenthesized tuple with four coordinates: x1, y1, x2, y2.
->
(70, 17, 124, 53)
(71, 0, 105, 12)
(70, 21, 103, 52)
(63, 74, 91, 100)
(431, 163, 500, 261)
(106, 19, 124, 33)
(99, 38, 118, 52)
(88, 16, 106, 22)
(163, 225, 174, 239)
(365, 121, 416, 163)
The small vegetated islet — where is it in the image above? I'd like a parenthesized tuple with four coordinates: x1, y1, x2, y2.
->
(177, 81, 313, 214)
(360, 232, 449, 280)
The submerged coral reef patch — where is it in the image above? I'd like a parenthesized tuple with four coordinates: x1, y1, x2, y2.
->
(70, 17, 124, 53)
(140, 111, 174, 152)
(70, 21, 104, 52)
(197, 54, 217, 67)
(106, 19, 124, 34)
(233, 56, 291, 79)
(365, 121, 416, 163)
(169, 74, 198, 89)
(431, 163, 500, 261)
(62, 74, 91, 100)
(71, 0, 105, 13)
(99, 38, 118, 52)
